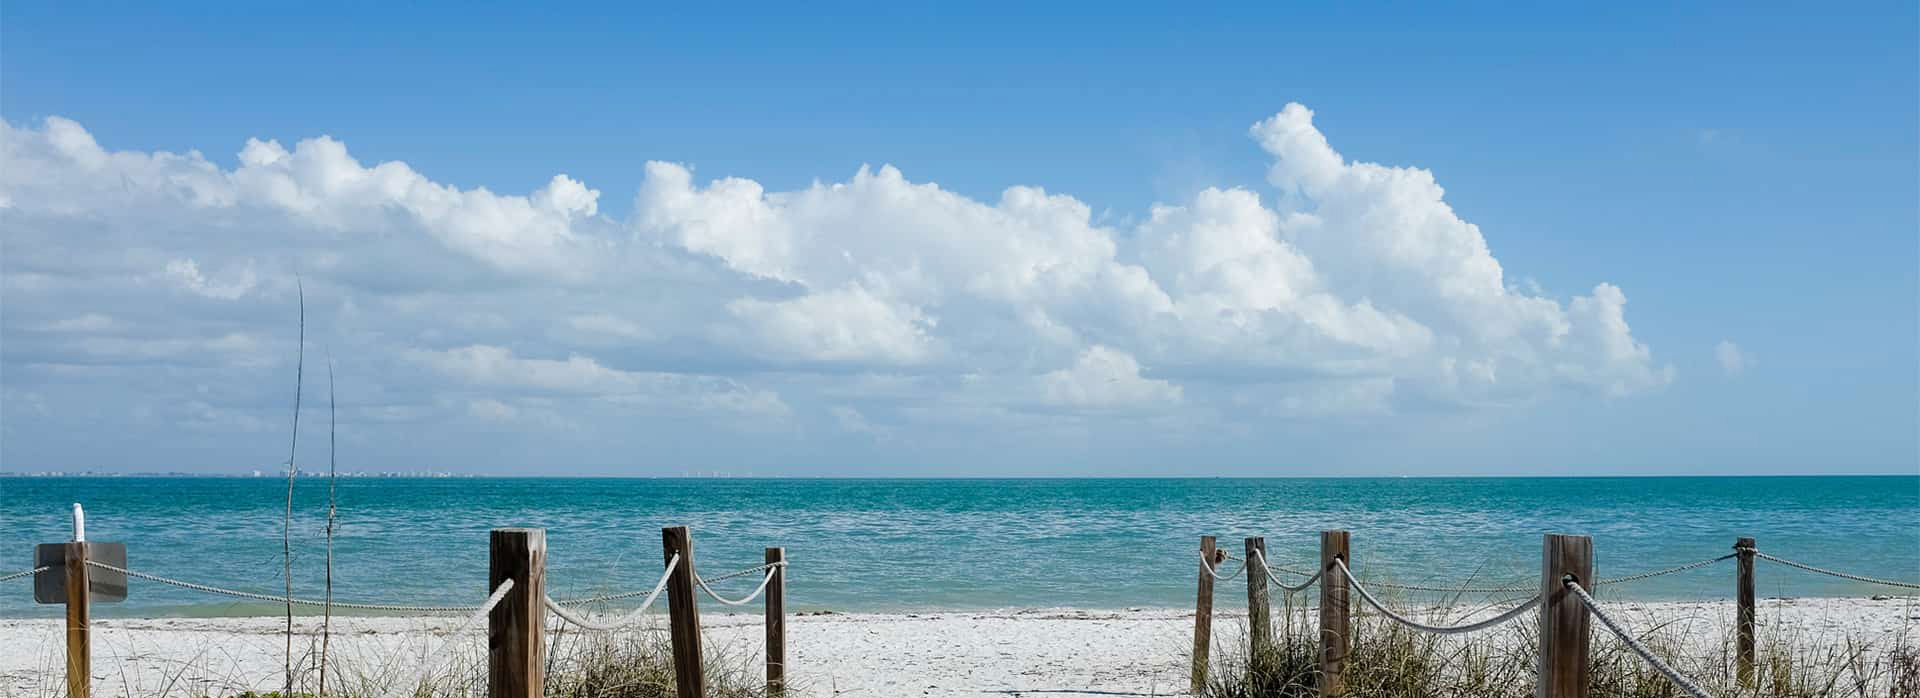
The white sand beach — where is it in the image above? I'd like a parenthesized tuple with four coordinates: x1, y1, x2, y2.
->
(2, 597, 1914, 697)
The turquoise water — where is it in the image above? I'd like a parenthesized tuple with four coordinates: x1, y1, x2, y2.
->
(1, 476, 1915, 617)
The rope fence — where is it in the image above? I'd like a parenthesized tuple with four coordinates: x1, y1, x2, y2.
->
(27, 519, 790, 698)
(1336, 558, 1542, 636)
(21, 506, 1919, 698)
(543, 553, 679, 632)
(1185, 532, 1918, 698)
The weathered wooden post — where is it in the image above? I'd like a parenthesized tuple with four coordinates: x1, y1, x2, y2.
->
(488, 528, 546, 698)
(1245, 537, 1272, 668)
(765, 546, 787, 697)
(1736, 536, 1756, 686)
(1538, 533, 1593, 698)
(64, 540, 89, 698)
(1318, 530, 1350, 698)
(664, 525, 707, 698)
(1191, 535, 1217, 695)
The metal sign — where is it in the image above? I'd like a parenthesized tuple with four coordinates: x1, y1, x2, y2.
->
(33, 543, 128, 604)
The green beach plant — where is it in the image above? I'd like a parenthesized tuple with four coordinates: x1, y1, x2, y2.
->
(1203, 594, 1917, 698)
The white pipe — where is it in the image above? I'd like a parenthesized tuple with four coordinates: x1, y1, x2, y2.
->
(71, 503, 85, 542)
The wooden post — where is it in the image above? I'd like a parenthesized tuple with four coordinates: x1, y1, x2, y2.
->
(664, 525, 706, 698)
(1318, 530, 1350, 698)
(488, 528, 545, 698)
(64, 541, 89, 698)
(1246, 537, 1272, 667)
(765, 546, 787, 697)
(1538, 533, 1593, 698)
(1736, 536, 1756, 686)
(1191, 535, 1216, 695)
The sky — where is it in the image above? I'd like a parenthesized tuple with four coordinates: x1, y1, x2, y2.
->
(1, 3, 1915, 476)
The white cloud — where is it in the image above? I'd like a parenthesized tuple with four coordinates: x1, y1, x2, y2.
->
(1041, 345, 1182, 409)
(0, 104, 1672, 468)
(1715, 340, 1751, 376)
(468, 398, 519, 421)
(726, 283, 937, 365)
(162, 258, 259, 299)
(410, 345, 786, 415)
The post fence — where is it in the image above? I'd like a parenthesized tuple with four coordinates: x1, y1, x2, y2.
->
(664, 525, 707, 698)
(1736, 536, 1756, 686)
(64, 540, 89, 698)
(765, 546, 788, 697)
(1538, 533, 1593, 698)
(488, 528, 546, 698)
(1245, 536, 1272, 670)
(1318, 530, 1350, 698)
(1191, 535, 1217, 695)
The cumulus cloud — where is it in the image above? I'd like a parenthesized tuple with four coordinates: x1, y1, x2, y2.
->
(1715, 340, 1751, 376)
(1041, 346, 1183, 409)
(0, 103, 1671, 469)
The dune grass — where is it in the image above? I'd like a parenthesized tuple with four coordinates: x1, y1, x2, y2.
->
(1203, 596, 1918, 698)
(163, 628, 770, 698)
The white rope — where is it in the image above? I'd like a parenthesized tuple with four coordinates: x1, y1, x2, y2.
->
(1566, 579, 1716, 698)
(0, 566, 51, 584)
(1200, 550, 1247, 580)
(543, 554, 678, 631)
(382, 579, 514, 698)
(1748, 549, 1920, 590)
(1336, 559, 1541, 635)
(700, 560, 786, 585)
(695, 566, 778, 607)
(88, 561, 481, 612)
(1250, 549, 1322, 592)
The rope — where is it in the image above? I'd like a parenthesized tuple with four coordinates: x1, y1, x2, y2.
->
(700, 560, 786, 585)
(1336, 559, 1541, 635)
(381, 579, 514, 698)
(694, 566, 779, 607)
(0, 566, 51, 584)
(1596, 554, 1736, 587)
(1329, 553, 1734, 595)
(418, 580, 513, 668)
(87, 561, 482, 613)
(1200, 550, 1247, 580)
(543, 554, 679, 631)
(1747, 549, 1920, 590)
(1352, 577, 1535, 594)
(1566, 579, 1716, 698)
(1250, 549, 1322, 592)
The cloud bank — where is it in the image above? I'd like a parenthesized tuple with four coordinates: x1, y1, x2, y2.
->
(0, 104, 1671, 471)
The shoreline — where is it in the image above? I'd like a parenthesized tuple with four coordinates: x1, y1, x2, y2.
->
(4, 596, 1914, 697)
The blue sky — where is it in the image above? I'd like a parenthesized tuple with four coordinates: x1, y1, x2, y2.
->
(1, 3, 1914, 475)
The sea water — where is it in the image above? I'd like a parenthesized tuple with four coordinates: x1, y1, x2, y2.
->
(1, 476, 1914, 617)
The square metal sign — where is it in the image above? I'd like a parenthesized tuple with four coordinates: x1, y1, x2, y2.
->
(33, 543, 128, 604)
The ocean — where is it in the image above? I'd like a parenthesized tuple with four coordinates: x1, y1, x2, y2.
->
(1, 476, 1914, 617)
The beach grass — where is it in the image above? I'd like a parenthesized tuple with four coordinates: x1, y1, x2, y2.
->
(1203, 598, 1918, 698)
(48, 625, 772, 698)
